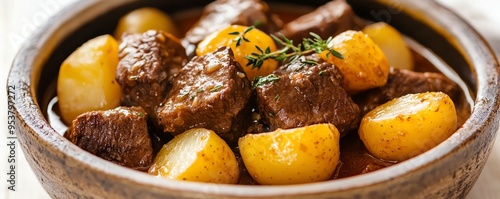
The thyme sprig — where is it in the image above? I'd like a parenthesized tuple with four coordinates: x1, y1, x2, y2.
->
(229, 26, 255, 47)
(252, 74, 280, 89)
(245, 33, 344, 70)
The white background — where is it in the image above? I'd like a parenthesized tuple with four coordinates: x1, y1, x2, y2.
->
(1, 0, 499, 198)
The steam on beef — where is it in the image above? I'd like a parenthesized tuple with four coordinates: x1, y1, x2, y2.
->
(256, 55, 360, 135)
(64, 106, 153, 171)
(183, 0, 282, 46)
(278, 0, 357, 45)
(157, 46, 252, 142)
(355, 68, 461, 115)
(116, 30, 188, 120)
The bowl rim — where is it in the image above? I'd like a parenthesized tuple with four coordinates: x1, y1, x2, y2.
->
(8, 0, 500, 197)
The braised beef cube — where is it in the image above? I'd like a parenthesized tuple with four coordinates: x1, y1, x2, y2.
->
(355, 68, 461, 116)
(116, 30, 188, 119)
(64, 106, 153, 171)
(183, 0, 282, 46)
(256, 57, 360, 135)
(157, 46, 252, 141)
(279, 0, 357, 45)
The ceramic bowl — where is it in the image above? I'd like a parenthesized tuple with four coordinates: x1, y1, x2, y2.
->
(8, 0, 500, 198)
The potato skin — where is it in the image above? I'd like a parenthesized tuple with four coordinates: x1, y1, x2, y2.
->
(196, 25, 278, 81)
(238, 124, 340, 185)
(358, 92, 457, 161)
(363, 22, 414, 70)
(148, 128, 239, 184)
(57, 35, 122, 124)
(320, 30, 390, 94)
(114, 7, 179, 38)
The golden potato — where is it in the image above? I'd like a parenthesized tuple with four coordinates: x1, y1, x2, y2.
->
(196, 25, 278, 80)
(57, 35, 122, 124)
(363, 22, 414, 70)
(239, 124, 340, 185)
(114, 7, 179, 38)
(359, 92, 457, 161)
(148, 128, 239, 184)
(319, 30, 390, 94)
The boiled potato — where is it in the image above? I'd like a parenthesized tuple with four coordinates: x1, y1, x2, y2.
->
(363, 22, 414, 70)
(319, 30, 390, 94)
(239, 124, 340, 185)
(114, 7, 179, 38)
(57, 35, 122, 124)
(359, 92, 457, 161)
(148, 128, 239, 184)
(196, 25, 278, 81)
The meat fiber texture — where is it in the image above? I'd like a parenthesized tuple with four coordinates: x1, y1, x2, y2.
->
(116, 30, 187, 120)
(256, 55, 360, 135)
(65, 106, 153, 171)
(157, 46, 252, 142)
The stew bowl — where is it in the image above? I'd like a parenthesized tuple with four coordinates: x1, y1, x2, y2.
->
(8, 0, 500, 198)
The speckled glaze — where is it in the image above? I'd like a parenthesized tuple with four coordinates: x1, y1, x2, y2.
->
(7, 0, 500, 198)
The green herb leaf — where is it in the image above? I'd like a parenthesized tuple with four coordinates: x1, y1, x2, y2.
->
(253, 20, 263, 28)
(244, 26, 255, 34)
(329, 49, 344, 59)
(210, 85, 223, 92)
(230, 26, 255, 47)
(252, 74, 280, 89)
(244, 32, 344, 69)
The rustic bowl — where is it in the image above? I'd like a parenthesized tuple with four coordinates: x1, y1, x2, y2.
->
(8, 0, 500, 198)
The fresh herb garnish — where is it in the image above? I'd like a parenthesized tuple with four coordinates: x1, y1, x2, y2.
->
(301, 60, 318, 67)
(319, 70, 327, 76)
(229, 26, 255, 47)
(245, 33, 343, 70)
(197, 88, 204, 93)
(253, 20, 263, 28)
(252, 74, 280, 89)
(210, 85, 223, 92)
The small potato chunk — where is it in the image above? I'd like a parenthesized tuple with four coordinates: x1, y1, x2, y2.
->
(148, 128, 239, 184)
(196, 25, 278, 81)
(359, 92, 457, 161)
(363, 22, 414, 70)
(114, 7, 179, 38)
(320, 30, 390, 94)
(239, 124, 340, 185)
(57, 35, 122, 124)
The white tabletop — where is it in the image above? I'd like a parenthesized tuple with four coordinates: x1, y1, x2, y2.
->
(1, 0, 499, 198)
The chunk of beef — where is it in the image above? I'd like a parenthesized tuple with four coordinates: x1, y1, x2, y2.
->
(354, 68, 461, 116)
(116, 30, 188, 119)
(279, 0, 357, 45)
(64, 106, 153, 171)
(256, 56, 360, 135)
(183, 0, 282, 46)
(157, 46, 252, 141)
